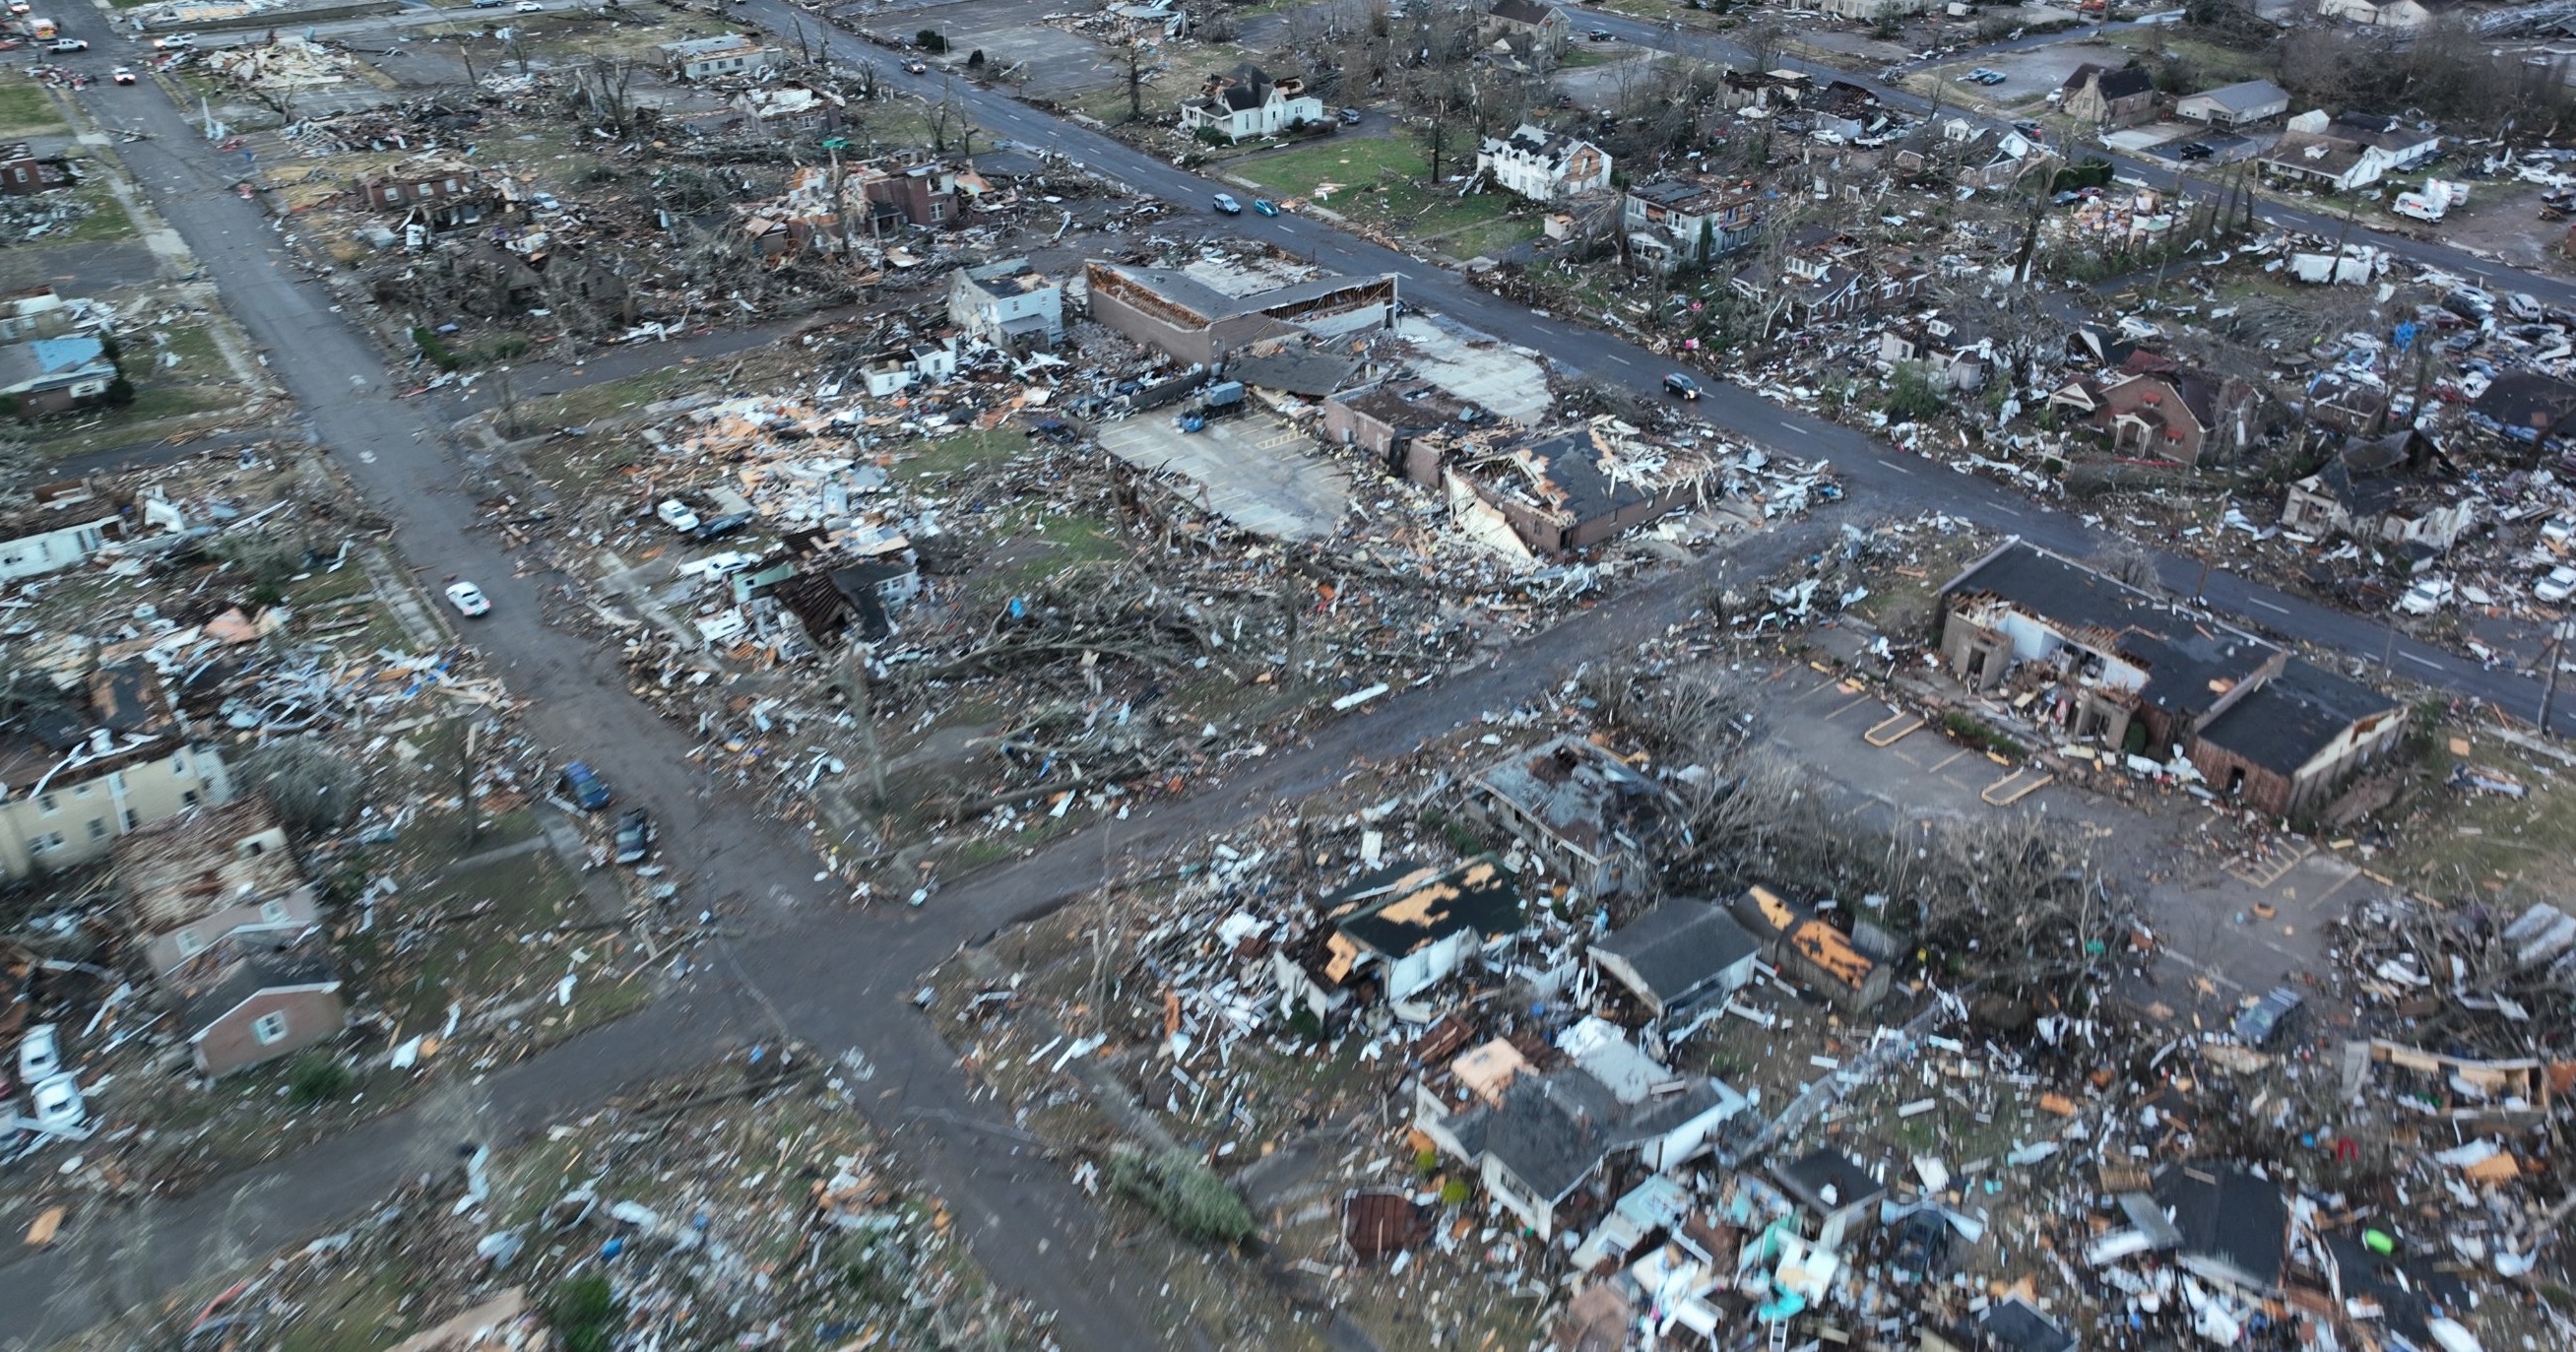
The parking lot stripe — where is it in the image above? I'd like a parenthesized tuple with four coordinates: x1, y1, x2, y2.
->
(1926, 747, 1969, 774)
(1825, 693, 1873, 721)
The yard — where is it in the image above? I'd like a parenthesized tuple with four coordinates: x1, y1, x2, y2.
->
(0, 83, 66, 138)
(1234, 135, 1523, 242)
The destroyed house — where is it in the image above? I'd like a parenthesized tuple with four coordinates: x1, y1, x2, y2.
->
(170, 933, 346, 1077)
(2321, 1230, 2469, 1345)
(1273, 857, 1524, 1012)
(1956, 1299, 2078, 1352)
(1475, 123, 1611, 203)
(1939, 541, 2405, 816)
(2280, 430, 2476, 554)
(0, 740, 236, 878)
(116, 796, 317, 978)
(947, 257, 1063, 350)
(1445, 418, 1711, 557)
(856, 161, 960, 229)
(2469, 369, 2576, 446)
(2057, 63, 2157, 126)
(2259, 130, 2388, 192)
(1081, 262, 1396, 367)
(0, 509, 119, 582)
(774, 555, 918, 645)
(2152, 1165, 2287, 1295)
(0, 143, 71, 196)
(355, 166, 489, 230)
(1730, 228, 1927, 329)
(1421, 1052, 1746, 1241)
(1879, 313, 1992, 393)
(1771, 1147, 1887, 1247)
(1472, 736, 1669, 897)
(733, 84, 846, 139)
(1621, 176, 1763, 272)
(1729, 885, 1890, 1011)
(1591, 897, 1761, 1018)
(1323, 383, 1479, 482)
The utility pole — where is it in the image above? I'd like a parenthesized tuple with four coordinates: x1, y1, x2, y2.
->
(2542, 620, 2572, 738)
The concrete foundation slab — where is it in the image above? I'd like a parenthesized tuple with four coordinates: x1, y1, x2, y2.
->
(1096, 409, 1350, 541)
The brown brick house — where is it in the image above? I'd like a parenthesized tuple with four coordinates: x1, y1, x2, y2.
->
(173, 935, 345, 1076)
(1938, 540, 2405, 818)
(2049, 351, 2256, 466)
(2058, 63, 2157, 127)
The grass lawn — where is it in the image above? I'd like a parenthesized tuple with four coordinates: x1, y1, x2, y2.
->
(1435, 214, 1540, 262)
(1557, 45, 1620, 69)
(2108, 31, 2273, 85)
(2376, 725, 2576, 905)
(1064, 42, 1251, 129)
(894, 424, 1030, 483)
(26, 386, 249, 460)
(55, 178, 137, 243)
(0, 84, 63, 138)
(1236, 134, 1520, 237)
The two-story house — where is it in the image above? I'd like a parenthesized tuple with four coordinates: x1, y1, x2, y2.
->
(115, 796, 320, 979)
(948, 258, 1063, 350)
(1178, 64, 1323, 143)
(1621, 176, 1763, 271)
(659, 35, 781, 82)
(1482, 0, 1572, 51)
(2048, 350, 2256, 467)
(1475, 123, 1611, 203)
(2057, 63, 2158, 127)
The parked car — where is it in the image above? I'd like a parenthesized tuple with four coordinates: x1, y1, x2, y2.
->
(557, 761, 612, 811)
(47, 37, 87, 51)
(29, 1073, 85, 1136)
(150, 33, 193, 48)
(2232, 987, 2303, 1049)
(17, 1024, 61, 1083)
(2537, 564, 2576, 604)
(1586, 28, 1613, 39)
(444, 581, 492, 617)
(110, 66, 134, 84)
(2396, 576, 2454, 614)
(1338, 106, 1362, 124)
(2171, 142, 2214, 161)
(655, 498, 700, 532)
(1211, 192, 1243, 216)
(691, 511, 752, 542)
(514, 0, 543, 9)
(902, 59, 927, 74)
(612, 808, 653, 865)
(1251, 197, 1278, 217)
(1662, 372, 1702, 400)
(474, 0, 506, 7)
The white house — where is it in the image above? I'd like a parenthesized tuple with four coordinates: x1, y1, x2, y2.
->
(1177, 64, 1323, 142)
(947, 257, 1063, 350)
(859, 338, 959, 397)
(0, 513, 118, 582)
(658, 35, 781, 82)
(1475, 123, 1612, 203)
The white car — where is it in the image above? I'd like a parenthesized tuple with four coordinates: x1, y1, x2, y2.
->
(444, 581, 491, 617)
(111, 66, 135, 84)
(150, 33, 193, 49)
(29, 1073, 85, 1136)
(514, 0, 542, 9)
(2538, 565, 2576, 605)
(656, 498, 700, 533)
(17, 1023, 60, 1083)
(2396, 577, 2454, 615)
